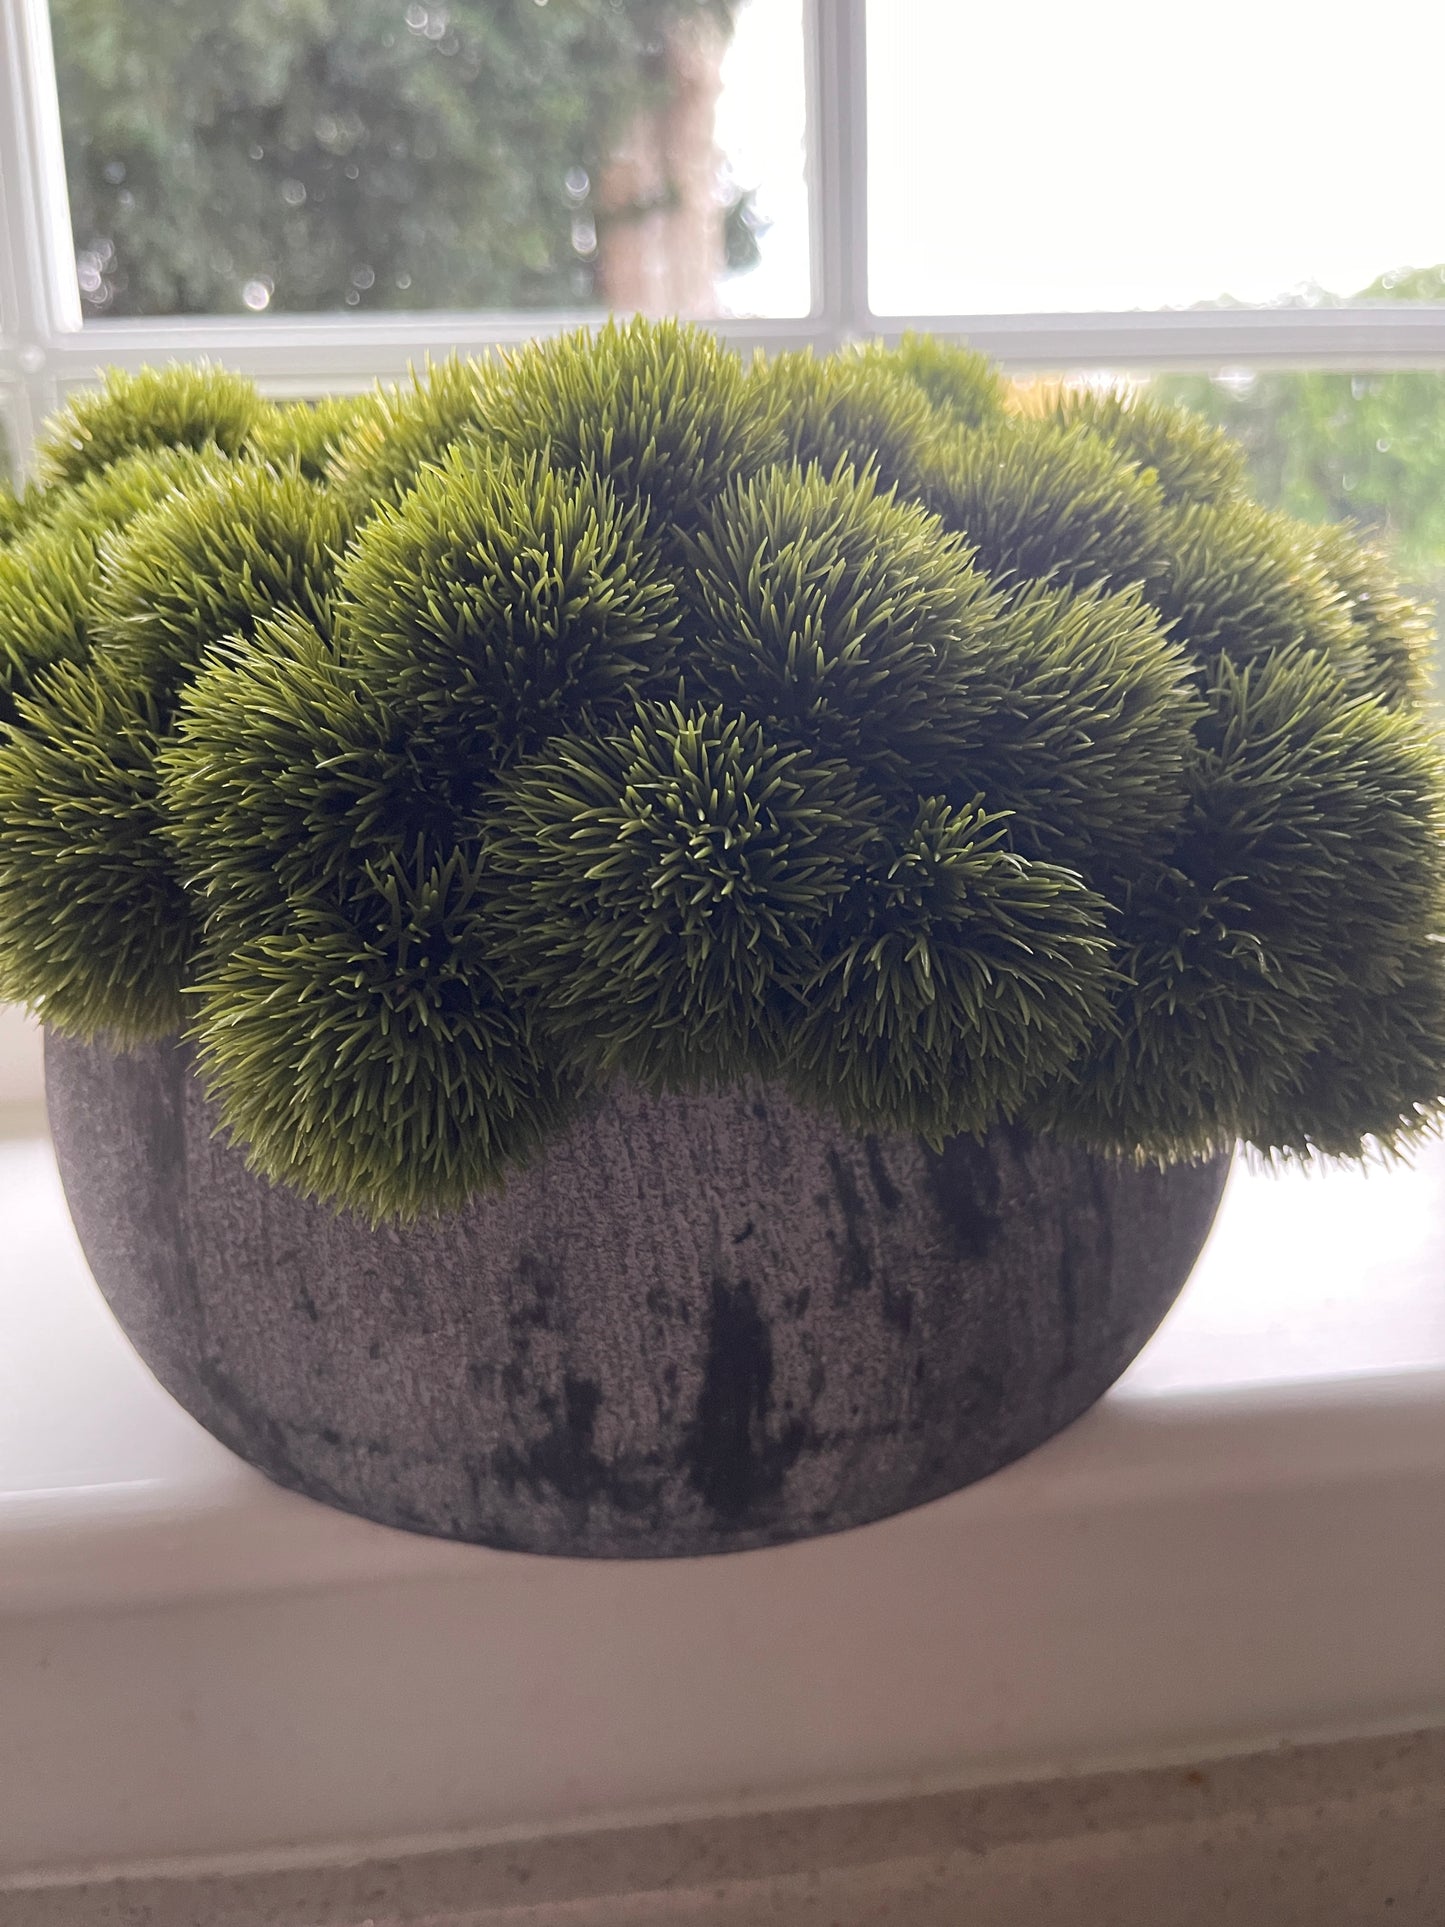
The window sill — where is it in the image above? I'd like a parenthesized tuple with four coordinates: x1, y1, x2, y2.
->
(1, 1129, 1443, 1885)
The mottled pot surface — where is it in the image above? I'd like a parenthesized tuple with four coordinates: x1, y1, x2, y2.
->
(46, 1034, 1230, 1558)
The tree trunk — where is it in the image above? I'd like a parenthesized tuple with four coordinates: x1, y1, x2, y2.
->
(594, 13, 727, 318)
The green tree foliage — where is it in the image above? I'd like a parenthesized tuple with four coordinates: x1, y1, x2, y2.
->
(50, 0, 735, 316)
(1, 332, 1442, 1216)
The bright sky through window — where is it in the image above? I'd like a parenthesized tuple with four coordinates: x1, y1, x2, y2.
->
(867, 0, 1445, 314)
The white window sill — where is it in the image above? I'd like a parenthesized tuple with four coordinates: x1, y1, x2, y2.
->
(1, 1125, 1443, 1886)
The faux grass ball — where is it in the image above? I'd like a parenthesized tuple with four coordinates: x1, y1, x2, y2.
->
(486, 704, 880, 1089)
(956, 580, 1203, 890)
(1047, 388, 1249, 507)
(0, 522, 100, 731)
(325, 356, 492, 512)
(1043, 649, 1445, 1158)
(189, 850, 573, 1222)
(33, 364, 263, 487)
(1146, 498, 1358, 676)
(0, 479, 27, 545)
(921, 417, 1168, 595)
(1, 448, 225, 727)
(481, 317, 779, 536)
(745, 346, 944, 499)
(246, 395, 368, 482)
(786, 796, 1114, 1140)
(1252, 935, 1445, 1159)
(336, 450, 679, 767)
(160, 611, 458, 950)
(1, 466, 347, 1039)
(25, 443, 222, 548)
(681, 461, 1007, 797)
(853, 333, 1008, 430)
(1304, 521, 1435, 707)
(92, 461, 347, 700)
(0, 659, 193, 1039)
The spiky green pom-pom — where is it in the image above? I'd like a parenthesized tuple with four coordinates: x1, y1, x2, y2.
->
(487, 704, 880, 1088)
(0, 660, 193, 1038)
(854, 333, 1008, 430)
(745, 346, 943, 498)
(482, 317, 777, 535)
(25, 444, 222, 548)
(1, 448, 228, 727)
(93, 462, 346, 699)
(247, 395, 368, 482)
(1048, 388, 1248, 507)
(0, 522, 100, 731)
(786, 797, 1114, 1139)
(189, 849, 572, 1222)
(337, 450, 678, 767)
(325, 357, 492, 512)
(951, 581, 1203, 889)
(33, 364, 263, 487)
(682, 462, 1004, 795)
(0, 478, 31, 545)
(1148, 498, 1357, 676)
(1303, 521, 1435, 707)
(1044, 649, 1445, 1157)
(1251, 936, 1445, 1159)
(160, 612, 442, 948)
(0, 466, 347, 1036)
(922, 417, 1167, 594)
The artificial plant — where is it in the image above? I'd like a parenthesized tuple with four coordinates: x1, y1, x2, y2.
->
(1, 321, 1442, 1218)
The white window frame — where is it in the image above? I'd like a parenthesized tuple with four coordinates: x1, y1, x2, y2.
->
(9, 0, 1445, 478)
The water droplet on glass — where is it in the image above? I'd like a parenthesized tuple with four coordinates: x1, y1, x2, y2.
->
(1377, 438, 1392, 453)
(345, 288, 361, 306)
(249, 144, 264, 162)
(571, 215, 597, 257)
(352, 264, 376, 289)
(564, 166, 590, 201)
(242, 279, 272, 311)
(101, 159, 126, 185)
(281, 179, 307, 207)
(405, 2, 427, 27)
(396, 272, 413, 290)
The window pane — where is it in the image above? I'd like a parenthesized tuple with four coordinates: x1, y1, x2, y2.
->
(1034, 367, 1445, 690)
(1150, 368, 1445, 689)
(869, 0, 1445, 314)
(49, 0, 809, 319)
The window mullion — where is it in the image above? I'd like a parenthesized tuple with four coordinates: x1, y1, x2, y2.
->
(864, 306, 1445, 371)
(0, 0, 80, 471)
(807, 0, 869, 349)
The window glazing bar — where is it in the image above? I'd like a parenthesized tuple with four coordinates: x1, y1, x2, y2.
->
(0, 0, 80, 467)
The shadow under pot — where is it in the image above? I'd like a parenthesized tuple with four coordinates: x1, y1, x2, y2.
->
(45, 1032, 1229, 1559)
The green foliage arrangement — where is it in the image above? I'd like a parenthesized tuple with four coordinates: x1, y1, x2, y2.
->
(2, 321, 1443, 1218)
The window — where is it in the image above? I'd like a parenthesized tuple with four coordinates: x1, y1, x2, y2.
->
(5, 0, 1445, 595)
(7, 0, 1445, 436)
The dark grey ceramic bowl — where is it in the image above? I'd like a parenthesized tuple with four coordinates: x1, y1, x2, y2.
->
(45, 1032, 1229, 1558)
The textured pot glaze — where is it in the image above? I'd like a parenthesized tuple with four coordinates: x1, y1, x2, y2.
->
(45, 1033, 1229, 1557)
